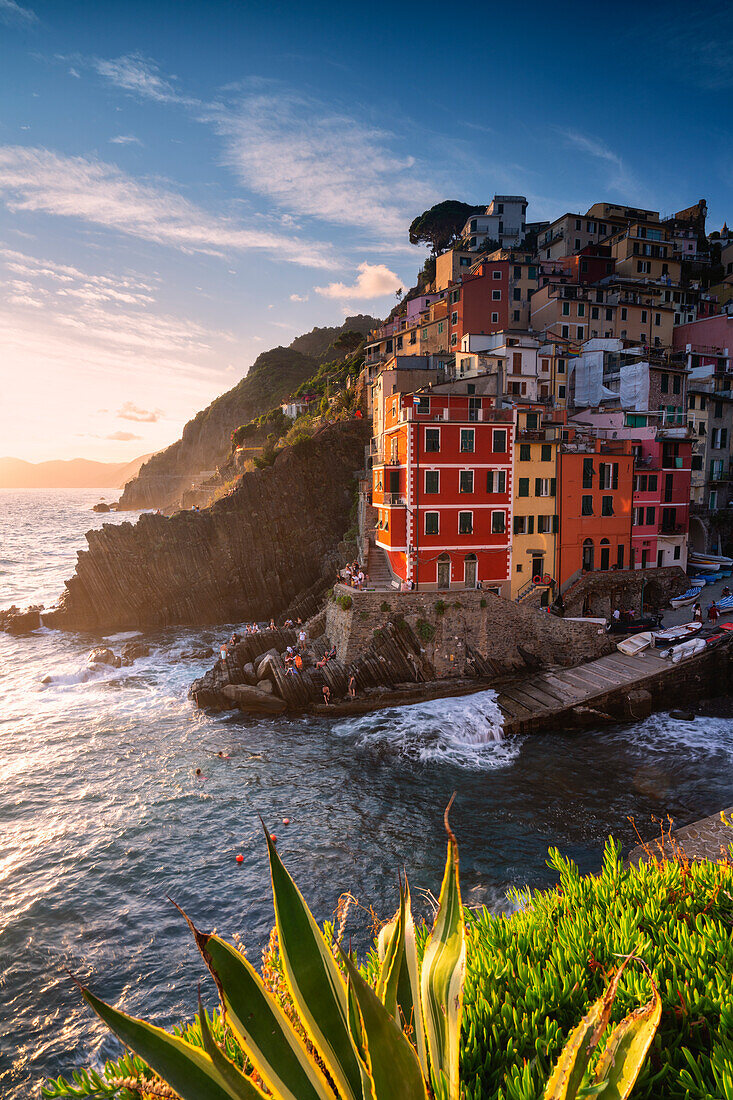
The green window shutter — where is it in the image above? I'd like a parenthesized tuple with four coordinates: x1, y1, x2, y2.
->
(535, 477, 542, 496)
(527, 516, 534, 533)
(518, 478, 529, 497)
(550, 478, 556, 496)
(552, 514, 559, 533)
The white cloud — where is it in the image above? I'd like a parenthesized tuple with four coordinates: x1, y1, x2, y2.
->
(315, 262, 403, 300)
(559, 130, 643, 200)
(290, 293, 308, 302)
(0, 146, 339, 268)
(118, 401, 163, 423)
(106, 430, 141, 441)
(212, 91, 437, 239)
(110, 134, 142, 146)
(94, 53, 195, 106)
(0, 0, 37, 25)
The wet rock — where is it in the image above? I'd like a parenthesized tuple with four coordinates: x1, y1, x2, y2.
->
(222, 684, 287, 714)
(669, 709, 695, 721)
(41, 675, 52, 684)
(92, 502, 111, 513)
(257, 679, 274, 694)
(181, 646, 215, 660)
(88, 647, 121, 668)
(121, 641, 150, 664)
(1, 605, 42, 634)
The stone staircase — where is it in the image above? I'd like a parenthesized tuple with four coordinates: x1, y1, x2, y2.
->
(366, 539, 393, 589)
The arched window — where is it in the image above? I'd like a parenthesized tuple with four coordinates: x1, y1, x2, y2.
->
(600, 538, 610, 571)
(582, 538, 594, 572)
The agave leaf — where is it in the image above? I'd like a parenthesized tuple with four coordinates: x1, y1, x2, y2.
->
(400, 883, 428, 1079)
(197, 998, 269, 1100)
(420, 803, 466, 1100)
(80, 984, 243, 1100)
(376, 883, 405, 1020)
(340, 947, 429, 1100)
(544, 959, 634, 1100)
(591, 978, 662, 1099)
(197, 933, 333, 1100)
(264, 827, 363, 1100)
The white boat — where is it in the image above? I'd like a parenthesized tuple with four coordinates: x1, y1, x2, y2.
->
(616, 632, 653, 656)
(669, 637, 706, 663)
(688, 560, 720, 572)
(689, 552, 733, 566)
(652, 622, 701, 646)
(670, 587, 703, 608)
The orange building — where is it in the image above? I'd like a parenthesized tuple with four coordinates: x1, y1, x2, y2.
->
(557, 436, 635, 587)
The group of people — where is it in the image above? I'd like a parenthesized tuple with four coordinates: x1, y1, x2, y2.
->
(322, 672, 356, 706)
(218, 616, 306, 662)
(340, 561, 367, 589)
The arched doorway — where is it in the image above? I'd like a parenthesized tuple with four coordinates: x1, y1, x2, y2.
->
(689, 515, 707, 555)
(600, 538, 610, 571)
(464, 553, 477, 588)
(582, 538, 594, 572)
(437, 553, 451, 590)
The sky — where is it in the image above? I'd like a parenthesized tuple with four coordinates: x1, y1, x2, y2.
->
(1, 0, 732, 462)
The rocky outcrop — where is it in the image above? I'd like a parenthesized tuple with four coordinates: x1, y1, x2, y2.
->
(118, 317, 376, 511)
(0, 606, 42, 634)
(45, 420, 370, 634)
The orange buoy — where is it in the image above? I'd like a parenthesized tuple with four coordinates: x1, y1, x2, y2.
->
(282, 818, 290, 825)
(236, 854, 244, 863)
(270, 834, 277, 844)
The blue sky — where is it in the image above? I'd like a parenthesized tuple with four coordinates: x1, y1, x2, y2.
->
(1, 0, 731, 461)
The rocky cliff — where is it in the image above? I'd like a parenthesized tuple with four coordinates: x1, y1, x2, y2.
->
(117, 316, 376, 511)
(46, 419, 370, 633)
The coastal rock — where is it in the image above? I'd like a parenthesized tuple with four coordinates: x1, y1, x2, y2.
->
(0, 606, 42, 634)
(46, 420, 370, 633)
(241, 662, 257, 685)
(181, 646, 215, 660)
(92, 502, 111, 513)
(121, 641, 150, 664)
(88, 647, 121, 668)
(222, 684, 287, 714)
(256, 679, 274, 694)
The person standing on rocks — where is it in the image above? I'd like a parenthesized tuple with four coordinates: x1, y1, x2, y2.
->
(348, 674, 356, 699)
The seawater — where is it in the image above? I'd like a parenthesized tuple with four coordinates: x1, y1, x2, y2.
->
(1, 488, 732, 1096)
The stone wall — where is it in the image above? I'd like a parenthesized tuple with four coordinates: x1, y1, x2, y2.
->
(326, 587, 612, 677)
(46, 420, 369, 633)
(559, 566, 689, 618)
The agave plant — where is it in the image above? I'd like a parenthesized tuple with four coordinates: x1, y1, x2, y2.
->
(543, 955, 662, 1100)
(59, 809, 465, 1100)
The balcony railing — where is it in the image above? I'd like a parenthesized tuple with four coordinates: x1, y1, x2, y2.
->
(383, 493, 406, 507)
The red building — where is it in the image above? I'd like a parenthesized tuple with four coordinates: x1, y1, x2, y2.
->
(632, 436, 691, 569)
(447, 260, 510, 350)
(371, 390, 514, 592)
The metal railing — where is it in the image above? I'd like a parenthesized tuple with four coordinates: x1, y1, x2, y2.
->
(383, 493, 406, 507)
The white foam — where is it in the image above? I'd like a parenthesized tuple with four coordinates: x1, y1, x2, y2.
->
(103, 631, 143, 642)
(332, 690, 518, 770)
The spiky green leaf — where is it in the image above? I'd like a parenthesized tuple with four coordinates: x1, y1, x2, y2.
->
(197, 998, 268, 1100)
(591, 979, 662, 1099)
(376, 884, 405, 1020)
(264, 828, 363, 1100)
(420, 807, 465, 1100)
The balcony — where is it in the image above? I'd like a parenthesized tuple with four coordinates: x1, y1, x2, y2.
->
(383, 493, 406, 507)
(659, 521, 686, 534)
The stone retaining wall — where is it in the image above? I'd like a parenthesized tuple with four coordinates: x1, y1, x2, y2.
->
(560, 566, 688, 619)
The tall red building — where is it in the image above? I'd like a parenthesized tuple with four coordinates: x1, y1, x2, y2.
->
(447, 261, 510, 350)
(371, 391, 514, 592)
(632, 436, 691, 569)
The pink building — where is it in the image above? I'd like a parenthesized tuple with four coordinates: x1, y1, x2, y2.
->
(632, 436, 692, 570)
(673, 313, 732, 371)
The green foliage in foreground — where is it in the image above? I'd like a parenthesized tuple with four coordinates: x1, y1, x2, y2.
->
(42, 838, 733, 1100)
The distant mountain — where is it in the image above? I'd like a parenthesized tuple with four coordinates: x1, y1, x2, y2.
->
(0, 454, 152, 489)
(117, 314, 378, 510)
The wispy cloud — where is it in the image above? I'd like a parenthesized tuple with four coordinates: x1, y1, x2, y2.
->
(0, 146, 338, 268)
(117, 401, 163, 423)
(558, 129, 643, 201)
(0, 0, 37, 25)
(315, 261, 403, 300)
(211, 90, 438, 239)
(106, 430, 141, 441)
(289, 292, 308, 302)
(94, 53, 197, 106)
(110, 134, 142, 146)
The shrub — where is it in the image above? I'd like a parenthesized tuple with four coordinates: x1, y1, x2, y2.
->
(335, 593, 352, 611)
(380, 601, 391, 613)
(480, 598, 487, 608)
(434, 599, 447, 615)
(416, 618, 435, 641)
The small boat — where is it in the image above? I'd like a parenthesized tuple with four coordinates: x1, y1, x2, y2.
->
(652, 622, 702, 647)
(687, 573, 720, 585)
(715, 595, 733, 611)
(669, 637, 706, 663)
(608, 614, 662, 635)
(688, 560, 720, 573)
(670, 586, 703, 608)
(617, 632, 653, 655)
(689, 552, 733, 566)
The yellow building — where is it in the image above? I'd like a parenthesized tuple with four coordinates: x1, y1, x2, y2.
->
(510, 407, 561, 600)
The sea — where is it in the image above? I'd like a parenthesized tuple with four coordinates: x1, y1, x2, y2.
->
(1, 488, 732, 1097)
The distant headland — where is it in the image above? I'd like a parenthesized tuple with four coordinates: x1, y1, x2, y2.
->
(0, 454, 152, 490)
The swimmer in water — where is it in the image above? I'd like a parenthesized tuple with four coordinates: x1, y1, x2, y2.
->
(217, 751, 230, 759)
(195, 768, 206, 779)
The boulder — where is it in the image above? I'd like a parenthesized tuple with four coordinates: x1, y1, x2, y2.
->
(181, 646, 215, 660)
(256, 678, 274, 694)
(222, 684, 287, 714)
(241, 662, 258, 685)
(92, 502, 111, 513)
(121, 641, 150, 664)
(88, 647, 122, 668)
(254, 648, 279, 677)
(1, 606, 42, 634)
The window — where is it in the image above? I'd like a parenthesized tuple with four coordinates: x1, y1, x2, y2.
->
(641, 310, 648, 323)
(691, 455, 703, 471)
(451, 311, 458, 325)
(577, 326, 584, 339)
(710, 490, 718, 510)
(606, 308, 613, 321)
(513, 310, 521, 322)
(541, 358, 549, 374)
(451, 334, 458, 346)
(591, 306, 599, 319)
(535, 477, 555, 496)
(425, 428, 440, 452)
(562, 325, 569, 338)
(513, 288, 521, 300)
(655, 313, 661, 326)
(648, 475, 657, 491)
(487, 470, 506, 493)
(493, 429, 507, 453)
(458, 511, 473, 534)
(578, 302, 585, 317)
(582, 457, 594, 488)
(575, 219, 581, 230)
(513, 515, 526, 534)
(562, 301, 570, 316)
(646, 507, 656, 525)
(425, 470, 439, 493)
(621, 307, 627, 321)
(557, 359, 565, 374)
(459, 470, 474, 493)
(601, 496, 614, 516)
(599, 462, 618, 490)
(520, 443, 531, 461)
(492, 289, 501, 300)
(437, 321, 444, 334)
(541, 444, 552, 461)
(715, 401, 723, 418)
(491, 312, 499, 323)
(451, 289, 460, 303)
(558, 385, 566, 398)
(425, 511, 439, 535)
(518, 478, 529, 497)
(415, 394, 430, 414)
(582, 495, 593, 515)
(513, 265, 522, 278)
(633, 507, 643, 526)
(460, 428, 475, 453)
(660, 373, 669, 394)
(491, 510, 506, 534)
(492, 269, 502, 280)
(513, 352, 522, 372)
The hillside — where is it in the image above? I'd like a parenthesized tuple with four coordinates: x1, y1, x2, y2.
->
(0, 454, 151, 489)
(117, 314, 377, 510)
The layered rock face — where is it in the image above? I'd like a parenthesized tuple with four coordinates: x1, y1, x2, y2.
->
(47, 420, 369, 633)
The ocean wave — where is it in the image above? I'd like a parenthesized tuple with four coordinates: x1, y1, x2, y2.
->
(332, 690, 518, 769)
